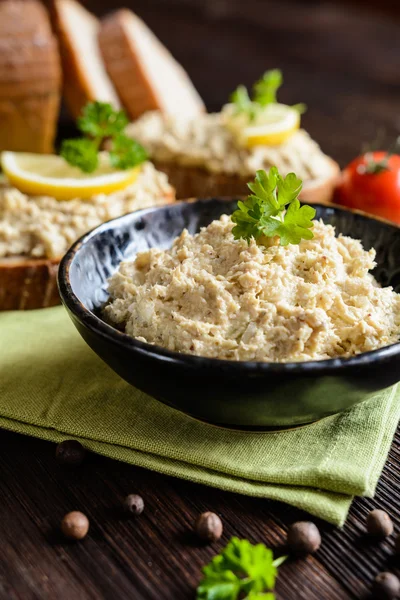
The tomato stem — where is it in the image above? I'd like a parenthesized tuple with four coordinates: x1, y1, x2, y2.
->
(359, 136, 400, 175)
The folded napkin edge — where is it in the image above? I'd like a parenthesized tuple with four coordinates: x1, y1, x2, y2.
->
(0, 415, 352, 526)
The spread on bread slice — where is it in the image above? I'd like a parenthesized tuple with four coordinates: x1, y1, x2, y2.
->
(0, 102, 175, 310)
(53, 0, 120, 119)
(0, 0, 61, 154)
(126, 71, 340, 201)
(0, 162, 174, 310)
(99, 9, 205, 120)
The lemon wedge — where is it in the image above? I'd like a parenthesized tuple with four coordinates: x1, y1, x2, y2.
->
(225, 103, 300, 148)
(0, 151, 141, 200)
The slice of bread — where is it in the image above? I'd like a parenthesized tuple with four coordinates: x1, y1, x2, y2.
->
(0, 187, 175, 311)
(99, 10, 205, 120)
(52, 0, 120, 119)
(152, 158, 341, 204)
(0, 256, 60, 310)
(0, 0, 61, 153)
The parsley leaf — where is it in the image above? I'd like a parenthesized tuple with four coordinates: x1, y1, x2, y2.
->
(60, 138, 99, 173)
(230, 85, 259, 121)
(77, 102, 128, 138)
(253, 69, 282, 106)
(61, 102, 147, 173)
(230, 69, 306, 123)
(109, 134, 148, 169)
(196, 537, 285, 600)
(291, 103, 307, 115)
(269, 199, 316, 246)
(231, 167, 316, 246)
(275, 171, 302, 207)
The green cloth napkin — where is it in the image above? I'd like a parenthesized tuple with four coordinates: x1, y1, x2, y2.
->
(1, 307, 399, 526)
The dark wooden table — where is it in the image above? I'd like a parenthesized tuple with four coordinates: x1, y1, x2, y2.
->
(2, 1, 400, 598)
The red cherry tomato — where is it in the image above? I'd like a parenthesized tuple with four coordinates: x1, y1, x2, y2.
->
(334, 152, 400, 224)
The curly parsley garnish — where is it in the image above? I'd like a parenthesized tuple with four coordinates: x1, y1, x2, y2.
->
(231, 167, 316, 246)
(60, 102, 147, 173)
(230, 69, 306, 122)
(196, 537, 286, 600)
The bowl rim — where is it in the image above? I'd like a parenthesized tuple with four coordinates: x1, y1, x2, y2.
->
(58, 199, 400, 375)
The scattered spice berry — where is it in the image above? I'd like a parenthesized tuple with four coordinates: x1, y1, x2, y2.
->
(286, 521, 321, 555)
(366, 509, 393, 538)
(195, 512, 223, 543)
(55, 440, 86, 466)
(61, 511, 89, 540)
(123, 494, 145, 516)
(372, 572, 400, 600)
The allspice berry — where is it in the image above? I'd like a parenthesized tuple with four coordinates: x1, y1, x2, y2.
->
(61, 511, 89, 540)
(195, 512, 223, 543)
(287, 521, 321, 555)
(372, 572, 400, 600)
(123, 494, 145, 516)
(366, 509, 393, 538)
(56, 440, 86, 466)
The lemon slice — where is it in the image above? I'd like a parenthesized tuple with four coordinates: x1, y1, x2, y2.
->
(225, 103, 300, 148)
(1, 151, 141, 201)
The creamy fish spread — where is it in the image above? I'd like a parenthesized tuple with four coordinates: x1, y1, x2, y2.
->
(0, 163, 173, 259)
(105, 216, 400, 362)
(127, 110, 334, 182)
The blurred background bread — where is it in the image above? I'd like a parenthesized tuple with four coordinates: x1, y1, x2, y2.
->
(0, 0, 61, 153)
(98, 9, 204, 119)
(52, 0, 120, 119)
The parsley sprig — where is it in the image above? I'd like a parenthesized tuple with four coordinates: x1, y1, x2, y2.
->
(60, 102, 147, 173)
(196, 537, 286, 600)
(230, 69, 306, 122)
(231, 167, 316, 246)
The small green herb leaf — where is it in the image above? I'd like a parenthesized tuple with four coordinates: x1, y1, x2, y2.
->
(277, 200, 316, 246)
(229, 69, 304, 125)
(60, 138, 99, 173)
(276, 171, 303, 207)
(196, 537, 284, 600)
(77, 102, 129, 138)
(253, 69, 283, 107)
(247, 168, 280, 215)
(230, 85, 259, 121)
(291, 103, 307, 115)
(109, 134, 148, 170)
(231, 167, 315, 246)
(61, 102, 147, 174)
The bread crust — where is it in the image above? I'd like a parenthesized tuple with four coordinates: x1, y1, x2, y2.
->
(0, 191, 175, 311)
(152, 158, 341, 203)
(0, 0, 61, 153)
(98, 9, 205, 120)
(99, 10, 160, 119)
(52, 0, 120, 119)
(0, 257, 60, 310)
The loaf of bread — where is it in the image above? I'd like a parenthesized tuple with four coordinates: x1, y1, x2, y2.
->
(99, 9, 205, 120)
(0, 0, 61, 153)
(53, 0, 121, 119)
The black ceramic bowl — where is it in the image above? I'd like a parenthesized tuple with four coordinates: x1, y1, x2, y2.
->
(58, 199, 400, 428)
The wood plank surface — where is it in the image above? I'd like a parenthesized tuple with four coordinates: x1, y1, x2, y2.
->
(2, 1, 400, 598)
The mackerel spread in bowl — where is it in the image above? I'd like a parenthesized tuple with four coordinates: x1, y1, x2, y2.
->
(104, 215, 400, 362)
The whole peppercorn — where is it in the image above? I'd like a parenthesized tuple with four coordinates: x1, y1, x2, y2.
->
(366, 509, 393, 538)
(123, 494, 145, 516)
(61, 511, 89, 540)
(372, 572, 400, 600)
(195, 512, 223, 543)
(286, 521, 321, 555)
(56, 440, 86, 466)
